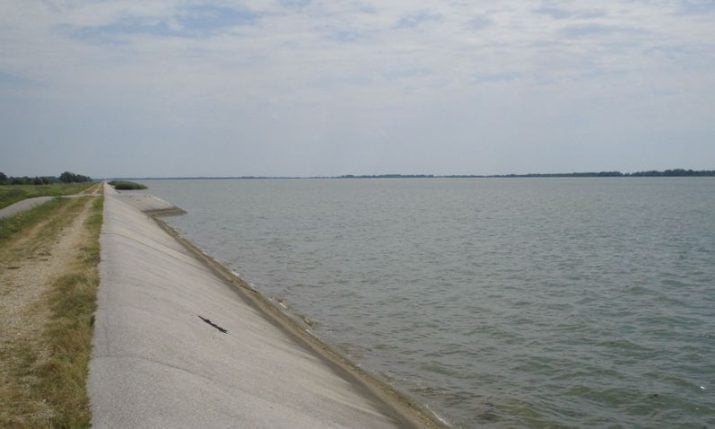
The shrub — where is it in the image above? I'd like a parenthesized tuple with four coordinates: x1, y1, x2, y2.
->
(108, 181, 147, 190)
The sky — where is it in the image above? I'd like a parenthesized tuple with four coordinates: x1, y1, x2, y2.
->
(1, 0, 714, 178)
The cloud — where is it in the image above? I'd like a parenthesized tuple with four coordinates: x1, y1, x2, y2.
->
(176, 4, 257, 33)
(559, 23, 644, 38)
(533, 5, 606, 20)
(0, 70, 39, 88)
(677, 0, 715, 15)
(279, 0, 311, 8)
(466, 15, 493, 31)
(395, 10, 442, 29)
(0, 0, 714, 176)
(64, 3, 257, 42)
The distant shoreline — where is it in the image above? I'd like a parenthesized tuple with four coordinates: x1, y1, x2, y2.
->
(109, 169, 715, 181)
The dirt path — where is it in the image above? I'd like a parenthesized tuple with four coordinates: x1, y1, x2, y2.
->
(79, 183, 102, 196)
(0, 182, 103, 221)
(0, 197, 53, 221)
(0, 195, 99, 426)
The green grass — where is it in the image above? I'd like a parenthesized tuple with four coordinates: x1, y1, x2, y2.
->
(0, 198, 68, 243)
(0, 196, 103, 428)
(108, 181, 147, 190)
(36, 196, 103, 428)
(0, 183, 94, 210)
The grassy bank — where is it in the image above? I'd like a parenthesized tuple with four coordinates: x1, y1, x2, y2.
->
(0, 198, 66, 242)
(0, 183, 95, 209)
(38, 196, 103, 428)
(108, 181, 147, 190)
(0, 194, 103, 428)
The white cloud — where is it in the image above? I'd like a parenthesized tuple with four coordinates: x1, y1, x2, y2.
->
(0, 0, 714, 176)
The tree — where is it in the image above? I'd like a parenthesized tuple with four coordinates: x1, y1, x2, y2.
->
(0, 172, 6, 184)
(59, 171, 91, 183)
(60, 171, 74, 183)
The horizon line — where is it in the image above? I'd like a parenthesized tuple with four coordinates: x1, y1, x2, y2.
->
(104, 168, 715, 180)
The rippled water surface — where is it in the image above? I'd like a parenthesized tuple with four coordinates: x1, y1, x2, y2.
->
(144, 178, 714, 428)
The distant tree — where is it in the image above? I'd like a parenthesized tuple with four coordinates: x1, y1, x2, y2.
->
(628, 169, 715, 177)
(59, 171, 91, 183)
(10, 176, 31, 185)
(59, 171, 74, 183)
(0, 172, 6, 184)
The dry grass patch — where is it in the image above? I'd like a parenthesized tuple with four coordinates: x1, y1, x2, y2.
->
(37, 197, 102, 428)
(0, 198, 67, 243)
(0, 195, 103, 428)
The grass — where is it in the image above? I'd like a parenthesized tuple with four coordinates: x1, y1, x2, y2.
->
(0, 183, 95, 210)
(0, 195, 103, 428)
(37, 198, 103, 428)
(108, 180, 147, 190)
(0, 198, 67, 243)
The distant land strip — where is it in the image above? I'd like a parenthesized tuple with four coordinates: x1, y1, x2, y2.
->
(112, 169, 715, 180)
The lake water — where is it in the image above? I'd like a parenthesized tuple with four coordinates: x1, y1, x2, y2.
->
(143, 178, 714, 428)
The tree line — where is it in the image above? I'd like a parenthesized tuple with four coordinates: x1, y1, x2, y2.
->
(337, 169, 715, 179)
(482, 169, 715, 178)
(0, 171, 92, 185)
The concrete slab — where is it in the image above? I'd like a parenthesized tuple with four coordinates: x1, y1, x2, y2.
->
(108, 186, 185, 215)
(88, 184, 429, 428)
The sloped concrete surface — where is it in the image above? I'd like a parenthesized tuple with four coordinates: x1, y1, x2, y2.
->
(105, 186, 183, 213)
(88, 184, 405, 428)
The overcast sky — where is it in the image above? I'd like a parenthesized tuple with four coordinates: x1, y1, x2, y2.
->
(1, 1, 714, 177)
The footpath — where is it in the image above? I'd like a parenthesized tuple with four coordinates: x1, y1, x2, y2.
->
(0, 197, 53, 220)
(88, 184, 436, 428)
(0, 184, 102, 220)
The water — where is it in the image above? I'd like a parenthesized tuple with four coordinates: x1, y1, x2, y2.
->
(143, 178, 715, 428)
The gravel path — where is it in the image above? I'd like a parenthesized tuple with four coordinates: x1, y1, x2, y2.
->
(0, 183, 102, 221)
(0, 196, 97, 424)
(0, 197, 53, 220)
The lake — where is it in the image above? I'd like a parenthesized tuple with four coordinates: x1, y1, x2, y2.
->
(143, 178, 714, 428)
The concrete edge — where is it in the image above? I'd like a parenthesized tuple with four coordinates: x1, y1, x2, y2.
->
(147, 212, 450, 429)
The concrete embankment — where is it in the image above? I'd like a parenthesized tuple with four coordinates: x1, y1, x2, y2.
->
(89, 184, 442, 428)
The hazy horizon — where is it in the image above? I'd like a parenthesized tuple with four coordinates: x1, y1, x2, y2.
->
(2, 1, 714, 177)
(100, 168, 714, 180)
